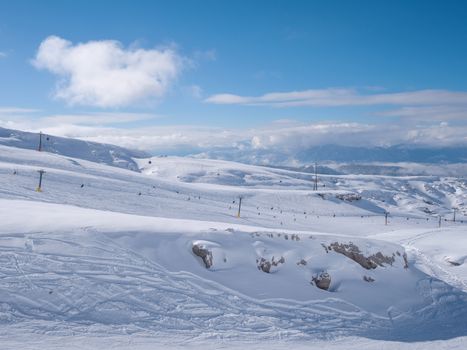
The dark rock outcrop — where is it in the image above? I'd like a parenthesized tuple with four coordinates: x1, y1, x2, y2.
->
(335, 193, 362, 202)
(403, 252, 409, 268)
(192, 244, 213, 269)
(329, 242, 395, 270)
(257, 256, 285, 273)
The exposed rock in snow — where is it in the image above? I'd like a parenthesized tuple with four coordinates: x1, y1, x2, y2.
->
(192, 243, 214, 268)
(329, 242, 396, 269)
(312, 272, 331, 290)
(363, 275, 375, 282)
(256, 256, 285, 273)
(335, 193, 362, 202)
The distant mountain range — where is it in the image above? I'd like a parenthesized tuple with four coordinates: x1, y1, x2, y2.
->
(195, 144, 467, 167)
(295, 144, 467, 163)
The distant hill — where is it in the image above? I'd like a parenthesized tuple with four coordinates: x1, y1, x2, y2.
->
(0, 127, 148, 171)
(195, 144, 467, 169)
(295, 144, 467, 163)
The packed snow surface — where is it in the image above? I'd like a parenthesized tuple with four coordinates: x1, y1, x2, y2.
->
(0, 141, 466, 349)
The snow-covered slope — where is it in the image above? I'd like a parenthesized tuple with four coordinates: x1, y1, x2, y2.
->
(0, 140, 466, 348)
(0, 126, 148, 171)
(139, 156, 467, 220)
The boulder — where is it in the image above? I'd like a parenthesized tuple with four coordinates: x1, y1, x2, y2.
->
(192, 244, 213, 269)
(312, 272, 331, 290)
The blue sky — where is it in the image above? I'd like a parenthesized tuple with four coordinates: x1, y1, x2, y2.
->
(0, 0, 466, 154)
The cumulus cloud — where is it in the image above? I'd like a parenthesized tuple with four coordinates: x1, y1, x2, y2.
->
(250, 122, 379, 150)
(248, 121, 467, 150)
(32, 36, 184, 108)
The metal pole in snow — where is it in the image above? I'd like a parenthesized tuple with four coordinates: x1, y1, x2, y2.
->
(438, 215, 442, 228)
(36, 170, 45, 192)
(313, 162, 318, 191)
(385, 212, 388, 225)
(237, 197, 242, 218)
(38, 132, 43, 152)
(453, 208, 457, 222)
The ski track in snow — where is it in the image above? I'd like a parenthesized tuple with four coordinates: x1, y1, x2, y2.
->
(396, 229, 467, 293)
(0, 229, 386, 340)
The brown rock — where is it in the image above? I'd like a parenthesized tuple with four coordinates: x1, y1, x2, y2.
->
(312, 272, 331, 290)
(329, 242, 395, 270)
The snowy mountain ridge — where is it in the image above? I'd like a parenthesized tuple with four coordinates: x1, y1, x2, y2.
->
(0, 126, 148, 171)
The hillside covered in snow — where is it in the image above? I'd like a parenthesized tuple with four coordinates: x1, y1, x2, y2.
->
(0, 126, 148, 171)
(0, 130, 466, 349)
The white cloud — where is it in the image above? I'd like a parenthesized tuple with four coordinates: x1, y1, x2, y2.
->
(0, 107, 39, 114)
(249, 122, 379, 150)
(1, 103, 465, 160)
(205, 88, 467, 107)
(376, 105, 467, 120)
(32, 124, 239, 153)
(2, 115, 466, 155)
(248, 121, 467, 150)
(40, 112, 160, 125)
(0, 115, 238, 152)
(0, 52, 6, 58)
(0, 110, 162, 144)
(32, 36, 184, 108)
